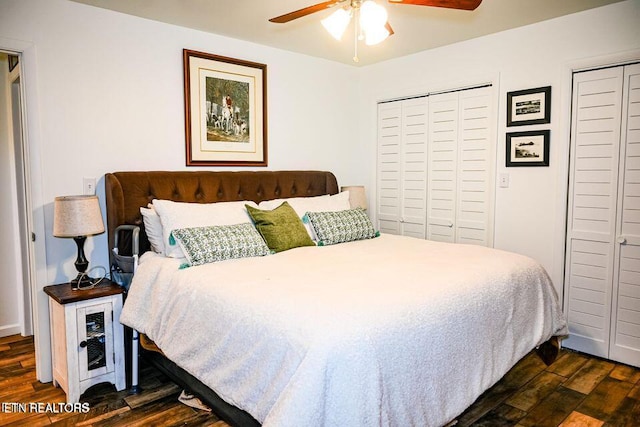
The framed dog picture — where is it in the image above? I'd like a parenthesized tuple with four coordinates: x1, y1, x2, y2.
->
(183, 49, 267, 166)
(506, 130, 550, 167)
(506, 86, 551, 127)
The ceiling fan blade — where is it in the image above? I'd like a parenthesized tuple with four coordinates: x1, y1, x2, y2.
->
(387, 0, 482, 11)
(269, 1, 345, 23)
(385, 22, 395, 36)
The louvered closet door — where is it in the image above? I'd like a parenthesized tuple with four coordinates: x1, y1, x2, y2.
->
(376, 98, 428, 238)
(564, 67, 624, 359)
(427, 87, 494, 245)
(377, 102, 402, 234)
(610, 63, 640, 366)
(427, 92, 458, 242)
(400, 98, 428, 238)
(457, 87, 494, 246)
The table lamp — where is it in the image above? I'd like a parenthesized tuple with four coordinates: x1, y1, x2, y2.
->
(341, 185, 368, 210)
(53, 195, 105, 290)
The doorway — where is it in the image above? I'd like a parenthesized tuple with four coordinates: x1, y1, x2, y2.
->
(0, 38, 51, 382)
(0, 51, 33, 339)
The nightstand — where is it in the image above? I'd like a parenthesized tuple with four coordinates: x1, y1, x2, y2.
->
(44, 280, 126, 403)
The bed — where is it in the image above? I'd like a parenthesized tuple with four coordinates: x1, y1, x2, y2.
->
(105, 170, 567, 427)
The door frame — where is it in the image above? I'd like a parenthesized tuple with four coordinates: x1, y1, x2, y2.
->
(4, 52, 32, 337)
(0, 36, 51, 382)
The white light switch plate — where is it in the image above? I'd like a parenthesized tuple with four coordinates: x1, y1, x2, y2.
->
(83, 177, 96, 195)
(499, 173, 509, 188)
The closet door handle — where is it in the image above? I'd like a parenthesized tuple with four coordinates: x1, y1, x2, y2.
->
(617, 236, 627, 245)
(447, 222, 453, 228)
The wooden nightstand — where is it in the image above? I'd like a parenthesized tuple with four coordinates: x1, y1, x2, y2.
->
(44, 280, 126, 403)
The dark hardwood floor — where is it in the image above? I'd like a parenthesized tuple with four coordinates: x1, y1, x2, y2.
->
(0, 334, 638, 426)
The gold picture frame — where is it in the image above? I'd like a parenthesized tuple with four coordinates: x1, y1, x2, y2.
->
(183, 49, 267, 166)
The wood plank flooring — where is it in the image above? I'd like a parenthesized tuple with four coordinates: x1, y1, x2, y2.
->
(1, 334, 638, 426)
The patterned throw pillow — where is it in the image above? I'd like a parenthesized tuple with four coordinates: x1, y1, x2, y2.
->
(171, 223, 270, 266)
(306, 208, 378, 246)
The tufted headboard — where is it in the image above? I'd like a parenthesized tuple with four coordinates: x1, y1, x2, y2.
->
(105, 170, 339, 263)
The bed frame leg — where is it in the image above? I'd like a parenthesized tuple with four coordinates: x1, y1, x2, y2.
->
(536, 336, 560, 366)
(129, 330, 142, 394)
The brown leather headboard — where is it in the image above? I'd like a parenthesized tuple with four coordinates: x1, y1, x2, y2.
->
(105, 170, 339, 263)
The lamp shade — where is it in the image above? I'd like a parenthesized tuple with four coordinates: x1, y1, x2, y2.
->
(53, 195, 105, 237)
(360, 1, 387, 30)
(341, 186, 368, 210)
(364, 24, 390, 45)
(360, 1, 389, 45)
(321, 8, 351, 40)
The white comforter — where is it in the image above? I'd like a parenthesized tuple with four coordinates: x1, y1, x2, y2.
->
(120, 234, 567, 427)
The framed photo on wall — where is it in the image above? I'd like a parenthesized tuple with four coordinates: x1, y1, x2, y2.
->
(183, 49, 267, 166)
(506, 86, 551, 127)
(506, 130, 550, 167)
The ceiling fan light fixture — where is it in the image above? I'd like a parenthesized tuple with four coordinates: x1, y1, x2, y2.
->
(321, 7, 351, 41)
(270, 0, 482, 61)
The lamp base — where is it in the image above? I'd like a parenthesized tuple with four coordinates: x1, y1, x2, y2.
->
(70, 272, 94, 291)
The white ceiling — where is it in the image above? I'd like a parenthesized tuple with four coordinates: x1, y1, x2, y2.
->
(70, 0, 624, 66)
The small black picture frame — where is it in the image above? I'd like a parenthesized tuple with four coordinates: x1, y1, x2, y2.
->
(506, 130, 550, 167)
(506, 86, 551, 127)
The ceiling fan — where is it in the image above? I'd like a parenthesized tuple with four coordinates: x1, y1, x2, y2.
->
(270, 0, 482, 62)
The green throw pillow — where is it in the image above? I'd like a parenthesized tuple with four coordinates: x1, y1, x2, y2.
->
(171, 223, 270, 266)
(306, 208, 378, 246)
(245, 202, 315, 253)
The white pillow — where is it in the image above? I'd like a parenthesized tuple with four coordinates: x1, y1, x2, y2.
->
(258, 192, 350, 240)
(258, 191, 350, 215)
(152, 199, 258, 258)
(140, 205, 165, 254)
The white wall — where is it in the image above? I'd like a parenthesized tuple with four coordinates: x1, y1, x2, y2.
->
(358, 0, 640, 297)
(0, 53, 21, 337)
(0, 0, 362, 380)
